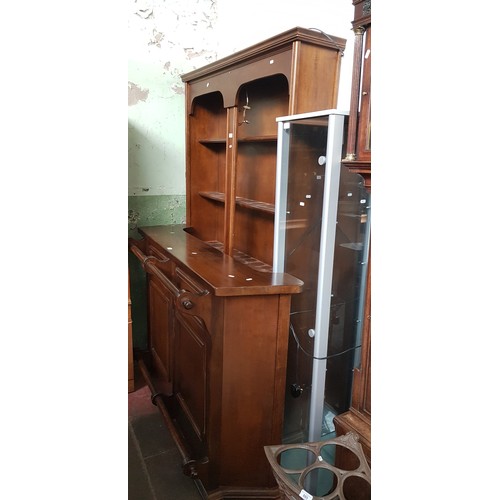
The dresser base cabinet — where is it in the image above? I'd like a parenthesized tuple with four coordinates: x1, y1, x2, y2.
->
(130, 225, 302, 499)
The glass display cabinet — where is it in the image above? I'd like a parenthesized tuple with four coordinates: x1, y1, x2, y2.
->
(273, 109, 371, 444)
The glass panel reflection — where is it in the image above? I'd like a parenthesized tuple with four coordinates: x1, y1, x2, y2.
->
(276, 112, 370, 443)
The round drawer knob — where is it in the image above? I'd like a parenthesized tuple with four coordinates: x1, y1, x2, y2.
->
(182, 300, 194, 310)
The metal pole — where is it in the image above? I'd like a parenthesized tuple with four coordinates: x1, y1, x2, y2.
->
(273, 120, 290, 273)
(307, 113, 345, 442)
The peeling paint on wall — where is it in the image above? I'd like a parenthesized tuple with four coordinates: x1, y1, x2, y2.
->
(135, 7, 153, 19)
(128, 195, 187, 233)
(148, 29, 165, 47)
(183, 47, 216, 60)
(170, 83, 184, 95)
(128, 81, 149, 106)
(128, 209, 140, 229)
(128, 0, 219, 199)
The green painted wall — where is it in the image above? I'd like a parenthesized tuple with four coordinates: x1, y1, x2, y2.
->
(128, 194, 186, 231)
(128, 194, 186, 349)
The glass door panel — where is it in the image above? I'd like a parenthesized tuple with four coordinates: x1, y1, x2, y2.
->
(274, 110, 370, 444)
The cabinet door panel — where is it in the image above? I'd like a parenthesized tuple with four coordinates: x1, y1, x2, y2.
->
(148, 278, 174, 393)
(174, 313, 210, 444)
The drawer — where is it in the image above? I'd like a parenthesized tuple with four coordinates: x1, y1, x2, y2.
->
(175, 266, 209, 296)
(146, 242, 174, 277)
(147, 241, 170, 261)
(174, 265, 213, 333)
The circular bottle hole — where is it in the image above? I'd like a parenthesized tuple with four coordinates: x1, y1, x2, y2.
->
(343, 474, 371, 500)
(277, 448, 316, 471)
(301, 466, 338, 497)
(319, 443, 360, 470)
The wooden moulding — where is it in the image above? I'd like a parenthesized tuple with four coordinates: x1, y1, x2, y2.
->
(334, 411, 371, 466)
(352, 0, 371, 29)
(182, 27, 346, 111)
(181, 27, 346, 82)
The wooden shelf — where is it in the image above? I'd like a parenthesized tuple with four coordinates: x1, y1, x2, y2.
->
(199, 191, 225, 203)
(237, 135, 277, 143)
(199, 138, 226, 146)
(236, 197, 274, 215)
(199, 191, 275, 215)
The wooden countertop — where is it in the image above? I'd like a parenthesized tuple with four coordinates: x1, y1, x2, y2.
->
(135, 225, 304, 297)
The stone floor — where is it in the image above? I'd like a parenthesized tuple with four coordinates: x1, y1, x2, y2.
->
(128, 365, 202, 500)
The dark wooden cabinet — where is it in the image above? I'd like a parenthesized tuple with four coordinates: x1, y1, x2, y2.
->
(336, 0, 372, 474)
(129, 27, 348, 499)
(129, 226, 302, 497)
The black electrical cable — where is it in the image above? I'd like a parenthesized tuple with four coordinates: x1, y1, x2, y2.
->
(289, 321, 361, 361)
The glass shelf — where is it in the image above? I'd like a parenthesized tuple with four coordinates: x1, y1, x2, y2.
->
(198, 135, 277, 145)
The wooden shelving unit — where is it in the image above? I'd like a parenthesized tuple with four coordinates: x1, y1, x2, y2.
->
(183, 27, 346, 264)
(130, 27, 347, 499)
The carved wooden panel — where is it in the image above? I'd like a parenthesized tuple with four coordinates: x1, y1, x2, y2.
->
(148, 277, 174, 394)
(174, 313, 210, 444)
